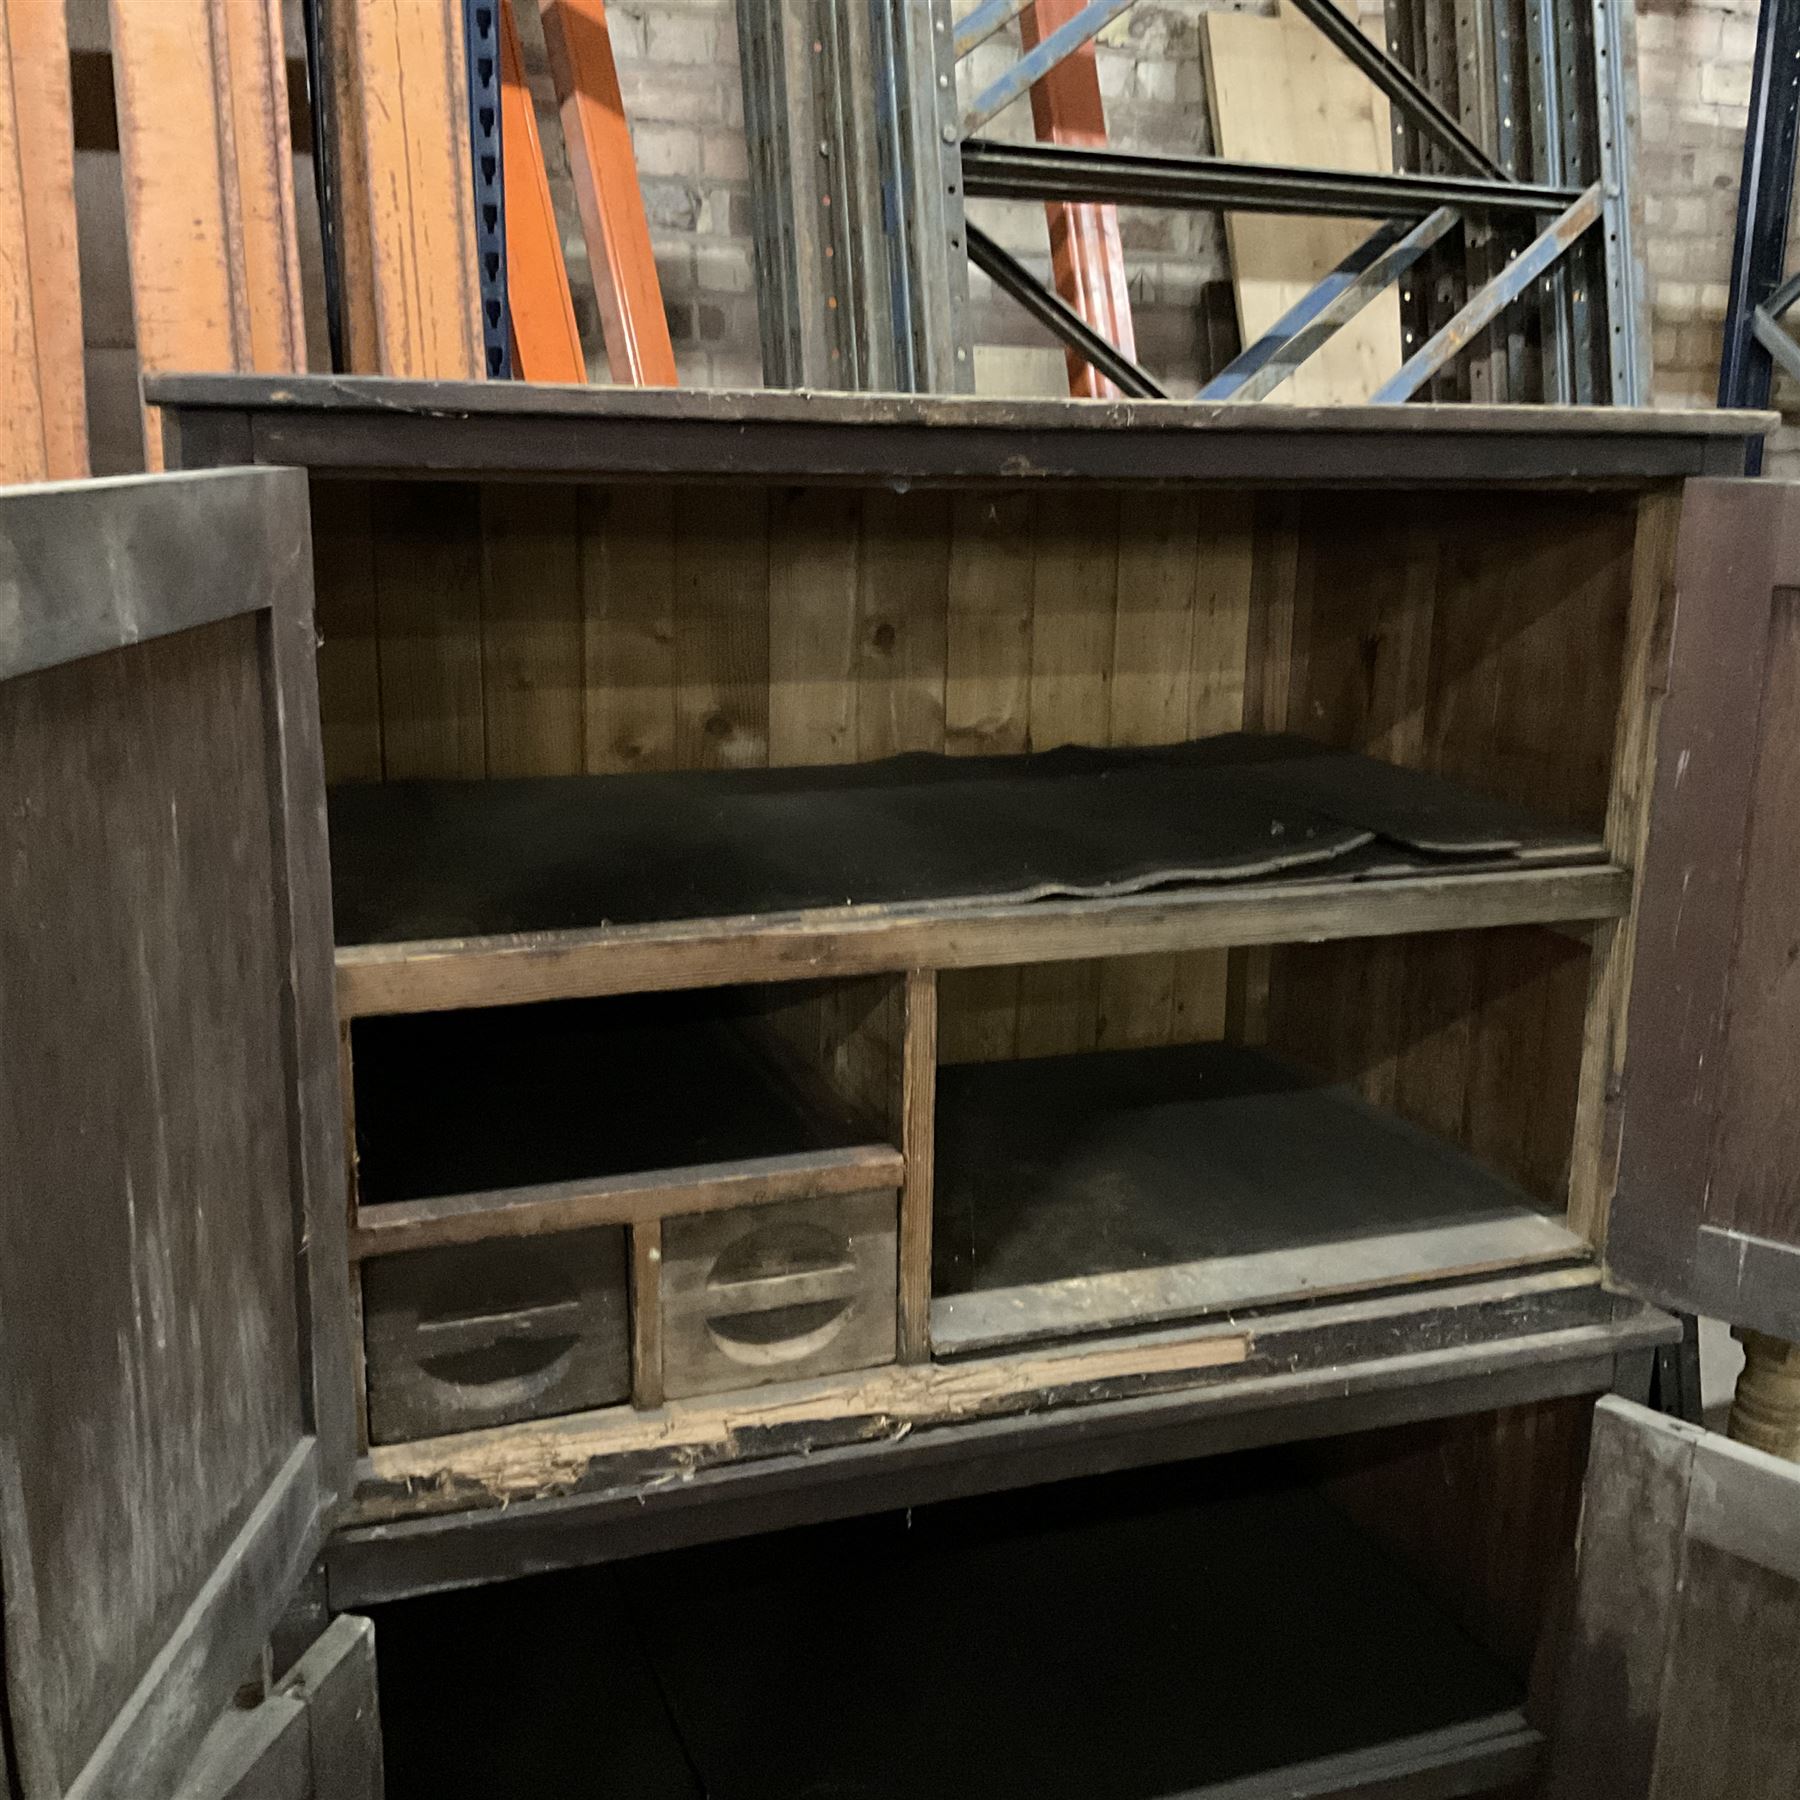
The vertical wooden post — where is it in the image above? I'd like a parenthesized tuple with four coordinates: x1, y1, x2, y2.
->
(324, 0, 486, 377)
(897, 968, 938, 1363)
(1019, 0, 1136, 399)
(631, 1219, 665, 1408)
(339, 1021, 370, 1452)
(0, 0, 86, 483)
(109, 0, 307, 465)
(1729, 1330, 1800, 1462)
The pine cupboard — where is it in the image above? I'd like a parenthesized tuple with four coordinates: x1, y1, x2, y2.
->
(4, 383, 1797, 1800)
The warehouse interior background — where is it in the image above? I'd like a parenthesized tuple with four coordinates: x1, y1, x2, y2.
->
(64, 0, 1795, 474)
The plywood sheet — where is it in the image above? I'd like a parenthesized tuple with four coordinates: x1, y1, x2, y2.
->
(1203, 0, 1401, 403)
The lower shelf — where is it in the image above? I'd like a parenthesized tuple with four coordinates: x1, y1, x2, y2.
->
(371, 1456, 1539, 1800)
(932, 1040, 1585, 1356)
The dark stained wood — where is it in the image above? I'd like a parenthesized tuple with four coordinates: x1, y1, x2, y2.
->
(361, 1230, 631, 1444)
(1544, 1398, 1800, 1800)
(1701, 584, 1800, 1247)
(328, 1272, 1674, 1603)
(898, 970, 938, 1363)
(0, 470, 349, 1800)
(631, 1221, 665, 1411)
(1612, 480, 1800, 1340)
(334, 863, 1630, 1018)
(149, 372, 1766, 488)
(278, 1615, 383, 1800)
(661, 1190, 899, 1401)
(171, 1613, 382, 1800)
(1299, 1396, 1594, 1681)
(349, 1146, 907, 1259)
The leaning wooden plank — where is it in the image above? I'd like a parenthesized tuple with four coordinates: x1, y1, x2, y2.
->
(334, 0, 484, 377)
(540, 0, 677, 385)
(1203, 0, 1401, 403)
(0, 0, 85, 482)
(109, 0, 305, 466)
(334, 863, 1633, 1017)
(350, 1144, 907, 1258)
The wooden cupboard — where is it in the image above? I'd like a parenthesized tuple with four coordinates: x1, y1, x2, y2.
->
(5, 382, 1798, 1799)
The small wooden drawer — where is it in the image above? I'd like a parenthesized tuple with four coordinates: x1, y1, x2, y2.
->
(363, 1229, 631, 1444)
(661, 1190, 898, 1400)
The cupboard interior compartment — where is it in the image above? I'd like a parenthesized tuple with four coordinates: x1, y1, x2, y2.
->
(349, 979, 905, 1208)
(312, 482, 1644, 930)
(931, 926, 1594, 1356)
(349, 978, 908, 1442)
(370, 1430, 1553, 1800)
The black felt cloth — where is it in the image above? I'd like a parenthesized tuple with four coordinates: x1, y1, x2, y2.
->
(329, 732, 1600, 944)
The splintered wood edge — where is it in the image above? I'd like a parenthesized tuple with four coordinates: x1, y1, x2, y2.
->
(333, 863, 1633, 1017)
(353, 1326, 1253, 1514)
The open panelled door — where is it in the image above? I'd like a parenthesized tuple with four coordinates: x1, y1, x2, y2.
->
(0, 471, 369, 1799)
(1611, 477, 1800, 1343)
(1545, 1397, 1800, 1798)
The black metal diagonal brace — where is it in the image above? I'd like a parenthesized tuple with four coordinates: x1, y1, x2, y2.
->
(965, 223, 1168, 399)
(1285, 0, 1507, 181)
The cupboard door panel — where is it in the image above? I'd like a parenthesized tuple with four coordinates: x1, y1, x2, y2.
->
(1612, 478, 1800, 1338)
(0, 470, 347, 1800)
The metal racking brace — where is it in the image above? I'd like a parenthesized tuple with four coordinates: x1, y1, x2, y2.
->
(738, 0, 1650, 403)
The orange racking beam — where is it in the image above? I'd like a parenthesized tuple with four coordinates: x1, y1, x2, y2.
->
(1019, 0, 1137, 400)
(540, 0, 677, 386)
(500, 0, 586, 382)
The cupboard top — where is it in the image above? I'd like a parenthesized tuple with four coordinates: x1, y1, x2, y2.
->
(148, 373, 1771, 489)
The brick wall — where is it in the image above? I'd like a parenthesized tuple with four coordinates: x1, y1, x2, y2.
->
(1635, 0, 1759, 409)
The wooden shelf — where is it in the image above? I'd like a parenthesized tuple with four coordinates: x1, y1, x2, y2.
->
(932, 1041, 1585, 1356)
(329, 739, 1627, 1016)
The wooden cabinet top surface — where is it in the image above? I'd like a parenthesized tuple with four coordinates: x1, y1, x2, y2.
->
(150, 372, 1774, 487)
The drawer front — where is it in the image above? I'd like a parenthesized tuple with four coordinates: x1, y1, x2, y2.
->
(363, 1228, 631, 1444)
(662, 1189, 898, 1400)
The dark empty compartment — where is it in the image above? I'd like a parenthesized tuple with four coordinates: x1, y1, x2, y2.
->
(351, 988, 880, 1206)
(932, 1040, 1581, 1352)
(373, 1454, 1533, 1800)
